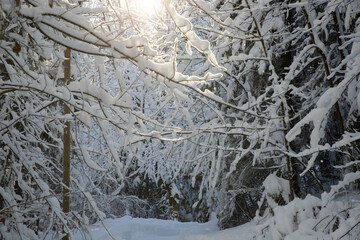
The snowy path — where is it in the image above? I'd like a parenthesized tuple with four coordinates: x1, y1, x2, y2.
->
(73, 216, 257, 240)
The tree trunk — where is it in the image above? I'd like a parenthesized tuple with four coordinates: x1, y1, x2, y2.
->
(301, 3, 359, 188)
(244, 0, 295, 200)
(63, 47, 71, 240)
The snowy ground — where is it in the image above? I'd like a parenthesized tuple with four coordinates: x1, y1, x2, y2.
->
(72, 216, 258, 240)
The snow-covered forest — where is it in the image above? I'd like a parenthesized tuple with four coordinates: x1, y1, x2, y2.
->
(1, 0, 360, 239)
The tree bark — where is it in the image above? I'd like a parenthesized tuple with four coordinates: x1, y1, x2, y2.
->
(63, 47, 71, 240)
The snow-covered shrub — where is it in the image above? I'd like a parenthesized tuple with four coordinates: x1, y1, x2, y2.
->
(263, 174, 290, 210)
(255, 172, 360, 240)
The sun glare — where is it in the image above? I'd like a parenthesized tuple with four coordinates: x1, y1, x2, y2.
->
(126, 0, 164, 17)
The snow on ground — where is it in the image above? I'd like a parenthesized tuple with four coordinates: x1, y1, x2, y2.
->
(73, 216, 257, 240)
(186, 221, 259, 240)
